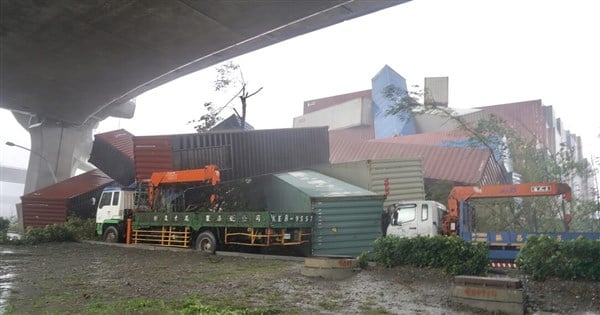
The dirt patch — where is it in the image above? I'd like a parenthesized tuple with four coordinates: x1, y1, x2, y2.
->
(1, 242, 598, 314)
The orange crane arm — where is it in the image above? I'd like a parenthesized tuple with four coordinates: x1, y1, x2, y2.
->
(443, 182, 572, 235)
(149, 164, 221, 187)
(147, 165, 221, 208)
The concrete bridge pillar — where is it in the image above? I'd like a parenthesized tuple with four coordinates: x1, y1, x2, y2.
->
(12, 101, 135, 194)
(15, 116, 96, 194)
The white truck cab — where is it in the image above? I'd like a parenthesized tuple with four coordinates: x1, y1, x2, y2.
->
(385, 200, 447, 237)
(95, 187, 135, 224)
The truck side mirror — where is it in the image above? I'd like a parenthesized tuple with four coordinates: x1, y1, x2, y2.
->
(392, 211, 399, 226)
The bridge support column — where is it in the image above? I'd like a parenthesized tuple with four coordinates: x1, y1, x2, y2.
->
(14, 114, 96, 194)
(12, 100, 135, 194)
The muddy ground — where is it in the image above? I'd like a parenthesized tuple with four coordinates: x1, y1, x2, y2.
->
(1, 242, 598, 314)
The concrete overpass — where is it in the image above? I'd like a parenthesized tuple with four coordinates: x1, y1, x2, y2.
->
(0, 0, 408, 193)
(0, 166, 27, 184)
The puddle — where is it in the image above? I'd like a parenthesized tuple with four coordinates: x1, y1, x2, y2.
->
(0, 274, 14, 314)
(0, 245, 25, 314)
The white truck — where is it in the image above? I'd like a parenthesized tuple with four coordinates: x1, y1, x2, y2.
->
(384, 183, 600, 264)
(384, 200, 447, 237)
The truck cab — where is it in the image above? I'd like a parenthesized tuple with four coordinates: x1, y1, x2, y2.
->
(95, 187, 135, 241)
(386, 200, 447, 237)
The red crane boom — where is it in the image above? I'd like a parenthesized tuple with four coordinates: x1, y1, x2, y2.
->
(443, 182, 572, 235)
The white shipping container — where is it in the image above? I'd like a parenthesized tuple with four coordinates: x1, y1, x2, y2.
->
(293, 97, 372, 130)
(311, 158, 426, 209)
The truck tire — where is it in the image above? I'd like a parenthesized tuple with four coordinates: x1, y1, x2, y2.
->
(103, 226, 119, 243)
(195, 231, 216, 254)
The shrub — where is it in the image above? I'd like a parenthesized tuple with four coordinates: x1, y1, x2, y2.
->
(65, 216, 99, 240)
(516, 235, 600, 281)
(357, 251, 370, 269)
(0, 217, 9, 242)
(372, 235, 488, 275)
(19, 217, 98, 245)
(23, 224, 75, 244)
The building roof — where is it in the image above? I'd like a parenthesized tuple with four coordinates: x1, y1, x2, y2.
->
(210, 114, 255, 131)
(274, 170, 376, 198)
(374, 129, 471, 146)
(477, 99, 548, 146)
(329, 126, 375, 144)
(303, 89, 372, 114)
(330, 138, 505, 185)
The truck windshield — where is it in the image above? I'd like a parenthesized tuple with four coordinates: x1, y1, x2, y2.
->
(394, 204, 416, 223)
(99, 192, 112, 208)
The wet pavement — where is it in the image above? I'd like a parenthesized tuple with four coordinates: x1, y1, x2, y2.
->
(0, 246, 23, 314)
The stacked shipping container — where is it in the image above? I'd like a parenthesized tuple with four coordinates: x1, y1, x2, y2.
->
(89, 127, 330, 184)
(88, 129, 135, 186)
(21, 169, 114, 227)
(267, 170, 386, 256)
(311, 158, 426, 209)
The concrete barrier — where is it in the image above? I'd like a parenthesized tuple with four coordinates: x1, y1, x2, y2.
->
(451, 275, 524, 315)
(301, 256, 358, 280)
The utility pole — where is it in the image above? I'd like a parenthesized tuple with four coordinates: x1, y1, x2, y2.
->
(591, 156, 600, 232)
(5, 141, 58, 184)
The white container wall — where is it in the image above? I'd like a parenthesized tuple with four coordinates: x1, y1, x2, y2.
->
(311, 158, 426, 210)
(293, 97, 372, 130)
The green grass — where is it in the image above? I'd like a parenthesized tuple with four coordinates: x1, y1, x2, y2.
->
(359, 306, 392, 315)
(318, 300, 341, 311)
(86, 297, 282, 315)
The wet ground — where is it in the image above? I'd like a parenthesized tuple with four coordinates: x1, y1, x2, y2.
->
(0, 242, 598, 314)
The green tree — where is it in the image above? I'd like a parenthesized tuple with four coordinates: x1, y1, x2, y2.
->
(460, 116, 591, 232)
(425, 180, 455, 206)
(384, 86, 592, 232)
(190, 61, 263, 132)
(384, 85, 503, 155)
(0, 217, 9, 242)
(190, 102, 223, 133)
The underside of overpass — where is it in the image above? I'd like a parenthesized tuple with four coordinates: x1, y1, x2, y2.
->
(0, 0, 408, 193)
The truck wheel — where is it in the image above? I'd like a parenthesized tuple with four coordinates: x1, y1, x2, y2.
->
(195, 231, 216, 254)
(103, 226, 119, 243)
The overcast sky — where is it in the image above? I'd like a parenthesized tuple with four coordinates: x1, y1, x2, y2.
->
(2, 0, 599, 169)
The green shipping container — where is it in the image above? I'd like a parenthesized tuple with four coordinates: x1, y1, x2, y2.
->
(268, 170, 386, 257)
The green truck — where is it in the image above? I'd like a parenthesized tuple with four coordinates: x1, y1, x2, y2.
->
(95, 166, 313, 254)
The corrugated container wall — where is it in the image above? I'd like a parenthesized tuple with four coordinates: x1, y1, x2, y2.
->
(134, 127, 330, 182)
(21, 170, 114, 227)
(89, 129, 136, 185)
(133, 135, 173, 182)
(311, 158, 426, 210)
(293, 97, 372, 131)
(267, 170, 385, 257)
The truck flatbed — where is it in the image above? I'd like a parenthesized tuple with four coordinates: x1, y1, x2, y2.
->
(132, 210, 314, 230)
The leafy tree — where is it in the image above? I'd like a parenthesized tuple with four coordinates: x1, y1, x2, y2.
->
(461, 117, 591, 232)
(425, 180, 456, 206)
(384, 85, 499, 155)
(190, 61, 263, 132)
(190, 102, 223, 133)
(0, 217, 9, 242)
(384, 86, 592, 232)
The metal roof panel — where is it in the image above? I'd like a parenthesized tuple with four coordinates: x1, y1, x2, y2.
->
(274, 170, 377, 198)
